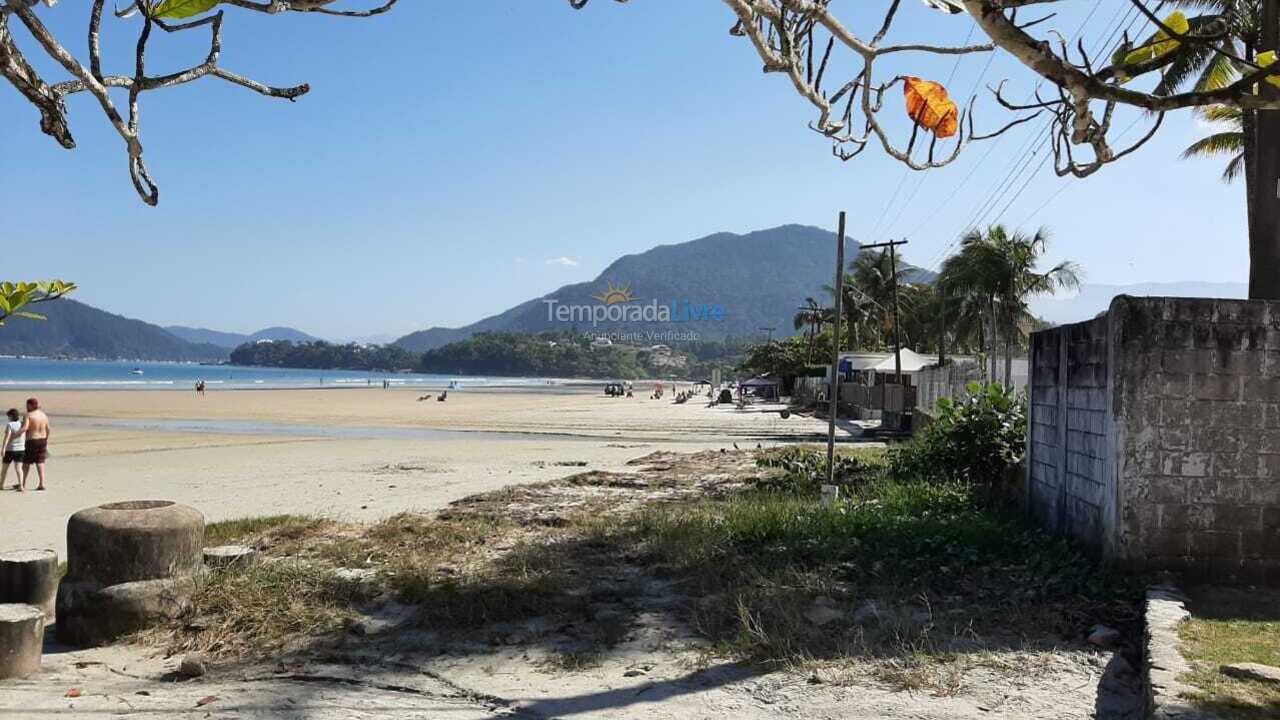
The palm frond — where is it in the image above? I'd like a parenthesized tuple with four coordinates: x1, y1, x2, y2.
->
(1181, 131, 1246, 159)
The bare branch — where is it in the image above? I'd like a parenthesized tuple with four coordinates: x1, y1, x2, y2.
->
(1, 0, 393, 205)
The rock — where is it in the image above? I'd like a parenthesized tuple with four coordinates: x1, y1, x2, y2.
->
(203, 545, 256, 569)
(852, 601, 882, 626)
(1088, 624, 1121, 649)
(908, 607, 932, 625)
(177, 654, 207, 679)
(333, 567, 378, 584)
(805, 597, 844, 627)
(1222, 662, 1280, 685)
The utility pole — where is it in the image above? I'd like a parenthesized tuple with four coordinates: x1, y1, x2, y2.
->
(859, 239, 909, 386)
(759, 326, 776, 343)
(827, 212, 846, 486)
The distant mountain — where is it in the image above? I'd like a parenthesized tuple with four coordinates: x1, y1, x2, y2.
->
(396, 225, 937, 351)
(0, 299, 226, 361)
(1028, 282, 1248, 326)
(165, 325, 321, 349)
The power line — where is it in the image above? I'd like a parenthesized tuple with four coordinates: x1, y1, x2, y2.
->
(923, 3, 1135, 269)
(869, 22, 979, 244)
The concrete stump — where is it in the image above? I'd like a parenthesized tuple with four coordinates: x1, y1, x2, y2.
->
(203, 545, 256, 569)
(0, 604, 44, 679)
(0, 549, 59, 621)
(56, 501, 204, 646)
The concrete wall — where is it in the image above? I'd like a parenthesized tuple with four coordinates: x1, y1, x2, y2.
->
(1026, 296, 1280, 584)
(1027, 316, 1114, 556)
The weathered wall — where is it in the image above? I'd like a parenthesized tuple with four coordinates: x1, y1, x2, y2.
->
(1026, 296, 1280, 584)
(1027, 316, 1114, 556)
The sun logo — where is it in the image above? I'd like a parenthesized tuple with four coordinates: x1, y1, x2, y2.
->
(593, 282, 638, 305)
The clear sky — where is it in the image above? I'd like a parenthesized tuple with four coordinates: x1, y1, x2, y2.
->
(0, 1, 1246, 340)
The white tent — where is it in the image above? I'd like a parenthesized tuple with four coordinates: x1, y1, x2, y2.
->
(869, 348, 933, 374)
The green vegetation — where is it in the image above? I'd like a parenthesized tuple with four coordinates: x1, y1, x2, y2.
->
(938, 226, 1080, 385)
(229, 339, 418, 371)
(204, 514, 325, 546)
(754, 444, 886, 494)
(157, 438, 1135, 679)
(0, 280, 76, 326)
(624, 474, 1132, 664)
(889, 382, 1027, 501)
(417, 331, 744, 380)
(1180, 587, 1280, 720)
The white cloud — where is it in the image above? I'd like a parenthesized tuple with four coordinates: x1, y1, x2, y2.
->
(545, 256, 579, 267)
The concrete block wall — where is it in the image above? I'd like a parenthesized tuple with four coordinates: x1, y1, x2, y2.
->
(1027, 316, 1112, 555)
(1026, 296, 1280, 584)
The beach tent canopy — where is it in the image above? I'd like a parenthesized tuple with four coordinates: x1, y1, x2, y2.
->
(740, 375, 781, 388)
(869, 348, 933, 374)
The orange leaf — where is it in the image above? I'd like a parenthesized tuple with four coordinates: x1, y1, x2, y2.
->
(903, 77, 958, 139)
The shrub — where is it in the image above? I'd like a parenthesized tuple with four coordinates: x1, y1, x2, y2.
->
(755, 446, 884, 494)
(889, 382, 1026, 497)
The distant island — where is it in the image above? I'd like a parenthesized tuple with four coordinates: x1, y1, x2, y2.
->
(229, 340, 417, 372)
(228, 333, 745, 381)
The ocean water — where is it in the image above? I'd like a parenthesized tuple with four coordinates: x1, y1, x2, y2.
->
(0, 357, 557, 391)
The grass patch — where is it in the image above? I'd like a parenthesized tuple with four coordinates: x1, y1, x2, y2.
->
(617, 477, 1138, 663)
(145, 561, 370, 658)
(205, 514, 325, 546)
(158, 448, 1135, 673)
(1180, 588, 1280, 720)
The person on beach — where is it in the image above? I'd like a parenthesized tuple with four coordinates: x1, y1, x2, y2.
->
(16, 398, 50, 491)
(1, 409, 25, 491)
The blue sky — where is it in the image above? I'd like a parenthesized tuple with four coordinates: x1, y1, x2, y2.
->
(0, 1, 1246, 340)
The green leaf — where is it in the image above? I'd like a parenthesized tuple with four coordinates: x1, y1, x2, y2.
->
(12, 311, 46, 320)
(152, 0, 219, 19)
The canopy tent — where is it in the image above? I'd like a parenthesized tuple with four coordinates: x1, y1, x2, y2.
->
(869, 348, 933, 374)
(740, 375, 781, 388)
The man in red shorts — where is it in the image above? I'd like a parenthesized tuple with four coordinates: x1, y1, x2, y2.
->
(17, 397, 51, 491)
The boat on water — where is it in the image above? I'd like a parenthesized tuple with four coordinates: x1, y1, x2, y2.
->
(130, 368, 144, 375)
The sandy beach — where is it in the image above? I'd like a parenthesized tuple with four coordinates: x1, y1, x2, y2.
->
(0, 387, 850, 556)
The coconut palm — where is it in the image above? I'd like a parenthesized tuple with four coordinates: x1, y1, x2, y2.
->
(1162, 2, 1257, 240)
(793, 296, 827, 362)
(1182, 105, 1246, 182)
(823, 274, 871, 350)
(939, 226, 1081, 385)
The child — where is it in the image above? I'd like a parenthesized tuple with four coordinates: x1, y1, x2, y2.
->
(1, 409, 25, 491)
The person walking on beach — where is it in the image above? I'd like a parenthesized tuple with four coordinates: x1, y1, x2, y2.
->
(16, 398, 50, 491)
(1, 409, 25, 491)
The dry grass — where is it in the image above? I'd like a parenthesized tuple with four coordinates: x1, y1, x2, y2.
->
(1180, 587, 1280, 720)
(147, 448, 1135, 681)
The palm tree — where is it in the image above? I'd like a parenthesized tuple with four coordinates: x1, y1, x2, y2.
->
(939, 226, 1081, 386)
(793, 296, 827, 362)
(1162, 2, 1257, 255)
(823, 274, 870, 350)
(1182, 105, 1246, 183)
